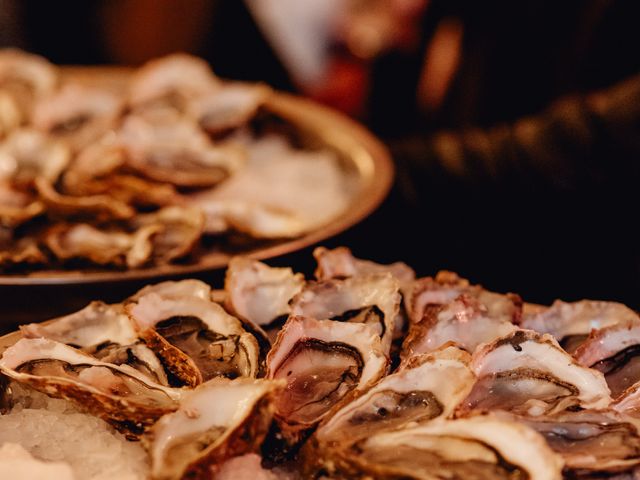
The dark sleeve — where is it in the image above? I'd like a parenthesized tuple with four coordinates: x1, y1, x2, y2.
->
(392, 72, 640, 195)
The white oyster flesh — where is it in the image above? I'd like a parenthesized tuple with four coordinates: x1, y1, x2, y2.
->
(148, 378, 281, 480)
(290, 273, 400, 354)
(0, 443, 75, 480)
(266, 316, 387, 439)
(520, 300, 640, 353)
(224, 257, 305, 326)
(316, 345, 475, 445)
(348, 416, 563, 480)
(20, 301, 137, 348)
(187, 134, 349, 238)
(402, 294, 517, 359)
(573, 321, 640, 399)
(458, 329, 611, 416)
(128, 293, 260, 380)
(313, 246, 415, 284)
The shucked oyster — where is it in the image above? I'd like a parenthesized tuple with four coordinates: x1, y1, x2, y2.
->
(127, 291, 260, 386)
(290, 273, 401, 354)
(224, 257, 305, 328)
(313, 246, 415, 284)
(266, 316, 388, 442)
(330, 415, 563, 480)
(574, 321, 640, 399)
(457, 329, 611, 417)
(147, 378, 282, 480)
(402, 294, 517, 360)
(0, 338, 181, 437)
(313, 345, 475, 450)
(520, 300, 640, 354)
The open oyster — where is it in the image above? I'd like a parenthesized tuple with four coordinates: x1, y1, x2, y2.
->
(457, 329, 612, 417)
(574, 321, 640, 399)
(290, 273, 401, 354)
(32, 84, 122, 151)
(494, 409, 640, 476)
(224, 257, 305, 328)
(313, 246, 415, 284)
(266, 315, 388, 442)
(147, 378, 281, 480)
(127, 291, 260, 386)
(314, 345, 474, 448)
(0, 338, 181, 437)
(520, 300, 640, 353)
(328, 416, 564, 480)
(402, 294, 517, 359)
(44, 222, 160, 268)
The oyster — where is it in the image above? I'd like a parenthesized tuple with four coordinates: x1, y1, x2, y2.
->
(61, 133, 125, 189)
(331, 416, 564, 480)
(0, 182, 43, 228)
(147, 378, 281, 480)
(119, 114, 244, 188)
(44, 223, 160, 268)
(314, 346, 475, 448)
(129, 279, 212, 303)
(313, 246, 415, 284)
(574, 321, 640, 399)
(494, 409, 640, 476)
(457, 329, 612, 417)
(32, 84, 122, 151)
(0, 128, 70, 187)
(0, 91, 21, 138)
(520, 300, 639, 353)
(195, 83, 271, 137)
(0, 338, 181, 436)
(224, 257, 305, 327)
(402, 294, 517, 359)
(0, 235, 47, 269)
(266, 316, 388, 442)
(290, 273, 401, 354)
(127, 291, 261, 386)
(128, 53, 219, 113)
(129, 205, 204, 263)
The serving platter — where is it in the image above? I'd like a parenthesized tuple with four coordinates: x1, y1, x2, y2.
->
(0, 68, 393, 287)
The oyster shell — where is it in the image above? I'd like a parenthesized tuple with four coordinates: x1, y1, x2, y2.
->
(129, 279, 212, 303)
(146, 378, 282, 480)
(402, 294, 517, 359)
(0, 91, 21, 138)
(44, 222, 160, 268)
(332, 416, 564, 480)
(0, 182, 44, 228)
(127, 291, 261, 386)
(32, 84, 121, 151)
(119, 114, 244, 188)
(224, 257, 305, 327)
(314, 345, 475, 448)
(265, 315, 388, 442)
(520, 300, 639, 353)
(290, 273, 401, 354)
(313, 246, 415, 284)
(574, 321, 640, 399)
(0, 338, 181, 437)
(457, 329, 612, 417)
(0, 128, 70, 188)
(0, 235, 47, 269)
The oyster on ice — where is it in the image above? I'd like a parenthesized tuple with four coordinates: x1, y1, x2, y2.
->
(402, 294, 517, 359)
(330, 416, 564, 480)
(147, 378, 282, 480)
(127, 291, 260, 386)
(313, 345, 475, 449)
(313, 246, 415, 284)
(266, 316, 388, 442)
(224, 257, 305, 328)
(290, 273, 401, 354)
(520, 300, 639, 353)
(0, 338, 181, 437)
(574, 321, 640, 399)
(457, 329, 612, 417)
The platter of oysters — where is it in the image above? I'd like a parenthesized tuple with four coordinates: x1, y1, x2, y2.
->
(1, 246, 640, 479)
(0, 50, 392, 284)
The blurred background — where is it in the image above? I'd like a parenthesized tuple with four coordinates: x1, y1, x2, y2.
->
(2, 0, 640, 307)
